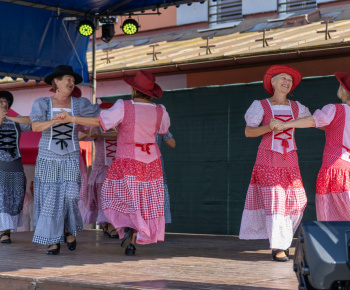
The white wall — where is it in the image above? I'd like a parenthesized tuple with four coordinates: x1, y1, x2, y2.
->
(242, 0, 277, 15)
(176, 2, 208, 26)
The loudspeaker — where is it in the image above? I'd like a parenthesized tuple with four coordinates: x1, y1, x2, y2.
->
(294, 221, 350, 290)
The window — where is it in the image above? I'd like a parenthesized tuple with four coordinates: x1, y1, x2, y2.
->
(208, 0, 242, 26)
(278, 0, 317, 14)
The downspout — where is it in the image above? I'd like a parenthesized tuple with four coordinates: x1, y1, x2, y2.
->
(92, 18, 97, 104)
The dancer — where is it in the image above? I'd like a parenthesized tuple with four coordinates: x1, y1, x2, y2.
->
(273, 72, 350, 221)
(156, 132, 175, 224)
(79, 103, 118, 237)
(0, 91, 31, 243)
(30, 65, 100, 255)
(239, 65, 311, 262)
(52, 70, 170, 256)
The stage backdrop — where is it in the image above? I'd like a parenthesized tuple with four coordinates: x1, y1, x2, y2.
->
(100, 75, 338, 235)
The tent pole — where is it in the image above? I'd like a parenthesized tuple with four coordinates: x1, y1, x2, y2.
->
(92, 19, 97, 104)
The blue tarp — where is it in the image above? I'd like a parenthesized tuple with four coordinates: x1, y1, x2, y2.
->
(0, 2, 90, 82)
(0, 0, 201, 83)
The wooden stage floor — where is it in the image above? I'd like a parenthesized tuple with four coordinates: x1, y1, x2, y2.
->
(0, 230, 299, 289)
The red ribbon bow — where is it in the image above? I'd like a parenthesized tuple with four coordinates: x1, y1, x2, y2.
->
(136, 143, 153, 155)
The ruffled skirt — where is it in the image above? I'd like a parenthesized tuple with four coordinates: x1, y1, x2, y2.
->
(32, 149, 83, 245)
(0, 159, 26, 231)
(316, 159, 350, 221)
(101, 157, 165, 245)
(239, 149, 307, 250)
(80, 165, 109, 225)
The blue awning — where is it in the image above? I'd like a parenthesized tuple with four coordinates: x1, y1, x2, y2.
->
(0, 0, 204, 83)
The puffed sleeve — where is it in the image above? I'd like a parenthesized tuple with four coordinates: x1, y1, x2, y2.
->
(313, 104, 336, 128)
(162, 131, 173, 142)
(30, 98, 49, 122)
(78, 97, 101, 117)
(244, 100, 263, 127)
(19, 123, 31, 133)
(296, 101, 312, 118)
(158, 104, 170, 135)
(98, 99, 124, 131)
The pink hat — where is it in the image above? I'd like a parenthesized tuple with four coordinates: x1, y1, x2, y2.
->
(263, 65, 302, 95)
(123, 70, 163, 99)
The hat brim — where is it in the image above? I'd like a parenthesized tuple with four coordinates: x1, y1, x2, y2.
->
(334, 72, 350, 96)
(44, 71, 83, 85)
(123, 77, 163, 99)
(0, 91, 14, 109)
(263, 65, 302, 95)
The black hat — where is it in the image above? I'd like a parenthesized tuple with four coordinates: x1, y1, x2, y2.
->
(44, 65, 83, 85)
(0, 91, 13, 108)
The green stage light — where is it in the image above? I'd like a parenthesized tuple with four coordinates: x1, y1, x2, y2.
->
(78, 20, 95, 36)
(121, 19, 139, 35)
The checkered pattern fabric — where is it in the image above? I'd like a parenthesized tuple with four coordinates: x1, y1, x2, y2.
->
(259, 99, 299, 151)
(240, 100, 307, 247)
(102, 158, 164, 221)
(316, 191, 350, 221)
(312, 104, 350, 221)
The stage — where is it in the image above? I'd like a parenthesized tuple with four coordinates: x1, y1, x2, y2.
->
(0, 230, 298, 289)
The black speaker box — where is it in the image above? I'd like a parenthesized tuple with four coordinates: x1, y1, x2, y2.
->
(294, 221, 350, 290)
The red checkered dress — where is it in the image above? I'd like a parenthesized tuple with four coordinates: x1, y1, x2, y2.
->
(313, 104, 350, 221)
(239, 99, 308, 250)
(99, 100, 170, 245)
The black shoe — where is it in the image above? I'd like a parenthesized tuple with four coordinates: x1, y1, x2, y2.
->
(65, 232, 77, 251)
(125, 243, 136, 256)
(272, 249, 290, 262)
(0, 232, 11, 244)
(47, 243, 60, 255)
(103, 224, 109, 236)
(285, 248, 290, 258)
(106, 229, 119, 239)
(121, 227, 135, 248)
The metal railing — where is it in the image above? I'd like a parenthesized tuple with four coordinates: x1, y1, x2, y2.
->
(208, 0, 242, 25)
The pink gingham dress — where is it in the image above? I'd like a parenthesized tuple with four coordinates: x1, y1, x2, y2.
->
(239, 99, 310, 250)
(98, 99, 170, 245)
(313, 103, 350, 221)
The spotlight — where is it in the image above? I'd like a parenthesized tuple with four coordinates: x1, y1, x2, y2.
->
(121, 19, 139, 35)
(77, 19, 95, 36)
(101, 23, 115, 43)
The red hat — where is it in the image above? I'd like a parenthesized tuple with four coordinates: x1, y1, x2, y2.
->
(334, 72, 350, 95)
(49, 86, 82, 98)
(263, 65, 302, 95)
(123, 70, 163, 99)
(99, 102, 114, 109)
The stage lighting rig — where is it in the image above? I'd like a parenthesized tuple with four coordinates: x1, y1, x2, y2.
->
(77, 19, 95, 36)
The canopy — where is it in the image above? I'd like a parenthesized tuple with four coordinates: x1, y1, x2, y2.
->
(0, 0, 204, 83)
